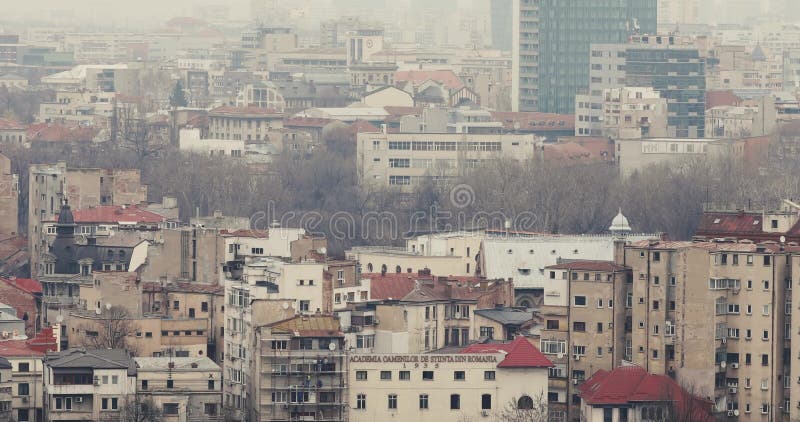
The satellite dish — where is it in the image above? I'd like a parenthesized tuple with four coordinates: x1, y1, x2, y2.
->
(720, 361, 727, 369)
(318, 247, 327, 255)
(56, 315, 63, 323)
(95, 308, 102, 315)
(282, 302, 290, 310)
(328, 342, 337, 351)
(105, 303, 112, 310)
(733, 410, 740, 416)
(780, 235, 786, 243)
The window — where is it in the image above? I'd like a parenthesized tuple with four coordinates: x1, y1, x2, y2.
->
(380, 371, 392, 380)
(597, 322, 604, 333)
(17, 410, 28, 422)
(485, 370, 496, 380)
(480, 326, 495, 339)
(518, 396, 534, 410)
(356, 394, 366, 410)
(482, 394, 492, 410)
(418, 393, 429, 409)
(173, 301, 179, 310)
(356, 371, 367, 381)
(454, 371, 465, 381)
(422, 371, 434, 380)
(399, 371, 410, 380)
(299, 300, 310, 312)
(546, 320, 559, 330)
(573, 322, 586, 332)
(251, 247, 264, 255)
(141, 380, 149, 389)
(18, 383, 28, 396)
(208, 380, 215, 390)
(573, 296, 587, 306)
(204, 403, 217, 416)
(163, 404, 179, 415)
(388, 394, 397, 410)
(597, 299, 604, 308)
(764, 256, 771, 266)
(18, 363, 29, 372)
(450, 394, 461, 410)
(762, 354, 769, 366)
(167, 379, 174, 389)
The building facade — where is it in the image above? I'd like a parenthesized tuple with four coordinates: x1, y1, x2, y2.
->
(512, 0, 657, 113)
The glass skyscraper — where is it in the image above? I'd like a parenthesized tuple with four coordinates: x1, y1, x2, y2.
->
(513, 0, 657, 114)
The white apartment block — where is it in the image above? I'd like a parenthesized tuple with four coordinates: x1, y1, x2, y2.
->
(356, 132, 538, 188)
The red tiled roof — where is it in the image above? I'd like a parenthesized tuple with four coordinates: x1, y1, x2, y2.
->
(546, 260, 628, 272)
(0, 327, 58, 356)
(347, 120, 380, 134)
(706, 90, 742, 109)
(695, 211, 765, 237)
(579, 365, 714, 420)
(70, 205, 164, 224)
(364, 273, 423, 300)
(26, 123, 100, 143)
(490, 111, 575, 132)
(266, 315, 342, 337)
(395, 70, 464, 90)
(0, 278, 42, 294)
(0, 118, 26, 131)
(284, 117, 334, 128)
(461, 337, 552, 368)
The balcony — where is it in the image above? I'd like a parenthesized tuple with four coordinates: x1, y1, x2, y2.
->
(48, 384, 95, 395)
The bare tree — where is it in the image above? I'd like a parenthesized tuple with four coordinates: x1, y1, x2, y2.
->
(494, 392, 550, 422)
(113, 395, 163, 422)
(116, 102, 167, 170)
(77, 306, 139, 353)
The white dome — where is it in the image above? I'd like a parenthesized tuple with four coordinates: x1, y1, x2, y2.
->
(609, 209, 632, 233)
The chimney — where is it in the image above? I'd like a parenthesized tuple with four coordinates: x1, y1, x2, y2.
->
(479, 280, 488, 290)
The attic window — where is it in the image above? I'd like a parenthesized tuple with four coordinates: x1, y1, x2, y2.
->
(507, 249, 513, 254)
(529, 249, 535, 254)
(713, 218, 721, 224)
(518, 269, 531, 275)
(551, 250, 557, 254)
(573, 249, 579, 254)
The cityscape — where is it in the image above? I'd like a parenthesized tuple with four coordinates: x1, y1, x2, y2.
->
(1, 0, 800, 421)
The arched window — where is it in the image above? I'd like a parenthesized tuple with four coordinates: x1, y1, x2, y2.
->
(107, 250, 114, 259)
(381, 264, 387, 273)
(517, 395, 534, 410)
(366, 263, 373, 272)
(395, 265, 401, 274)
(118, 250, 126, 258)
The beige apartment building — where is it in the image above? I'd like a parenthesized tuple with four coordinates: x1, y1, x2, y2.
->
(207, 106, 284, 142)
(602, 87, 669, 139)
(134, 357, 223, 422)
(254, 315, 348, 422)
(28, 163, 147, 276)
(0, 154, 18, 238)
(621, 240, 792, 420)
(538, 260, 631, 421)
(356, 132, 538, 188)
(373, 278, 515, 353)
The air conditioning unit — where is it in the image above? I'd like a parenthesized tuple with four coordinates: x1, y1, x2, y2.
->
(721, 338, 727, 344)
(75, 397, 83, 403)
(731, 363, 739, 369)
(481, 410, 490, 417)
(21, 397, 28, 404)
(573, 354, 581, 361)
(729, 387, 737, 394)
(727, 411, 735, 417)
(573, 379, 579, 385)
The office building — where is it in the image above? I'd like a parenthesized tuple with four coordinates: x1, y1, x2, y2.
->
(512, 0, 657, 113)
